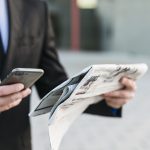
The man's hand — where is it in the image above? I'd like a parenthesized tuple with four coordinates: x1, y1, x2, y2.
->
(0, 83, 31, 112)
(103, 77, 137, 109)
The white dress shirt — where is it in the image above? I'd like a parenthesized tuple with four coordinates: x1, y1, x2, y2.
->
(0, 0, 9, 52)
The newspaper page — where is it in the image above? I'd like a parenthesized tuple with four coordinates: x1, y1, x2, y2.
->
(47, 64, 148, 150)
(29, 64, 148, 150)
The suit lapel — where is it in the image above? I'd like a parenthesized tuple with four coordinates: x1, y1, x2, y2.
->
(1, 0, 24, 77)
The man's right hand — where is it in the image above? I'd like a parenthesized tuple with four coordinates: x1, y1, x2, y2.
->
(0, 83, 31, 112)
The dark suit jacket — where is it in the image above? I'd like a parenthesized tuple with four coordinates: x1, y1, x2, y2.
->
(0, 0, 121, 139)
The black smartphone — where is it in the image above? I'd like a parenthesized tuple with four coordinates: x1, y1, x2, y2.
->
(0, 68, 44, 88)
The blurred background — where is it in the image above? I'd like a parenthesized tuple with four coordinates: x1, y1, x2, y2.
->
(48, 0, 150, 53)
(30, 0, 150, 150)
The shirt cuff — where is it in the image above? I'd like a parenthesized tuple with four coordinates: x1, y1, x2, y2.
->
(111, 108, 119, 116)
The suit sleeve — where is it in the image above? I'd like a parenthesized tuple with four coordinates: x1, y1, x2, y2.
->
(85, 100, 122, 117)
(35, 3, 68, 98)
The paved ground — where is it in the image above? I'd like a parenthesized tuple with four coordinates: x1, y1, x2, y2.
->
(30, 51, 150, 150)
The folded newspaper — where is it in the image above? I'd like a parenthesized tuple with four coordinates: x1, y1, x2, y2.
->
(30, 64, 148, 150)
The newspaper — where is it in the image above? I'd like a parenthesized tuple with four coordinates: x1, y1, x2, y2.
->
(29, 64, 148, 150)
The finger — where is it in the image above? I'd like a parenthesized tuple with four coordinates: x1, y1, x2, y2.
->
(18, 88, 32, 99)
(0, 88, 31, 105)
(104, 90, 135, 99)
(106, 100, 122, 109)
(8, 99, 22, 109)
(0, 84, 24, 96)
(120, 78, 137, 91)
(105, 97, 128, 109)
(0, 99, 22, 112)
(8, 88, 31, 103)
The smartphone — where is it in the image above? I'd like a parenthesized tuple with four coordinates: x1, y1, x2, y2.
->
(0, 68, 44, 88)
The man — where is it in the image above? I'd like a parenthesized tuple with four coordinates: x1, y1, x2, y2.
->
(0, 0, 136, 150)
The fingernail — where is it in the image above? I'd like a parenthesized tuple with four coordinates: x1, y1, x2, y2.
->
(27, 89, 32, 94)
(18, 84, 24, 90)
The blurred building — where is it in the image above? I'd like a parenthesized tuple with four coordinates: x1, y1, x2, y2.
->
(48, 0, 104, 51)
(48, 0, 150, 54)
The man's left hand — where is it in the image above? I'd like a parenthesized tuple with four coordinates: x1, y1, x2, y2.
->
(102, 77, 137, 109)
